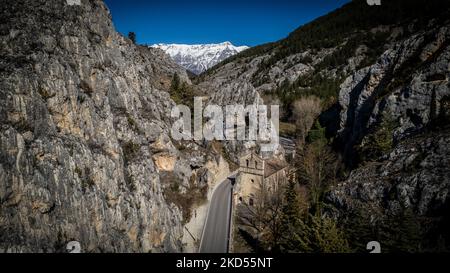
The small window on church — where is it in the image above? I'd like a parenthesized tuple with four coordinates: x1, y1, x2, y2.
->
(249, 198, 254, 206)
(246, 159, 249, 167)
(251, 179, 254, 183)
(255, 161, 258, 169)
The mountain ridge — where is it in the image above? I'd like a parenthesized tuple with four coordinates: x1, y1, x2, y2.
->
(152, 42, 249, 75)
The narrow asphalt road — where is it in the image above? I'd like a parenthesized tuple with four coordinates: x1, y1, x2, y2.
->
(199, 178, 233, 253)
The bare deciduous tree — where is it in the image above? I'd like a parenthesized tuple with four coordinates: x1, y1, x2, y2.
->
(292, 96, 322, 145)
(236, 180, 285, 251)
(296, 140, 338, 215)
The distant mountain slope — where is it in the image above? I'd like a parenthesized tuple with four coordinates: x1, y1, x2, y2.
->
(152, 42, 249, 75)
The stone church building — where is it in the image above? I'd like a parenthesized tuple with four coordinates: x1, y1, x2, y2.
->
(236, 152, 288, 206)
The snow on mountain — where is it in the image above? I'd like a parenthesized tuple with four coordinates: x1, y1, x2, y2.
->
(151, 42, 249, 75)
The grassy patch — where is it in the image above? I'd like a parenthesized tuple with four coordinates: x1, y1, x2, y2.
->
(124, 171, 137, 192)
(211, 140, 239, 171)
(79, 80, 94, 97)
(126, 113, 140, 132)
(161, 171, 208, 224)
(37, 87, 55, 101)
(121, 141, 140, 165)
(279, 122, 297, 138)
(75, 166, 96, 192)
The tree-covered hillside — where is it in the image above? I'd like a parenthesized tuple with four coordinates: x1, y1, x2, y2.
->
(204, 0, 449, 78)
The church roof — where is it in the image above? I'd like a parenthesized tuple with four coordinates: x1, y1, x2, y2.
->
(264, 158, 287, 178)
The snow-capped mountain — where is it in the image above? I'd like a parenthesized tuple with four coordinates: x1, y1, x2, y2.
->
(151, 42, 249, 75)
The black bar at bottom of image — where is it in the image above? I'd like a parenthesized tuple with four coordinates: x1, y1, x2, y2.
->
(1, 253, 449, 272)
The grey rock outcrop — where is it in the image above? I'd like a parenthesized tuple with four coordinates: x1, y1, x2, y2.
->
(329, 21, 450, 223)
(337, 24, 450, 154)
(0, 0, 208, 253)
(328, 129, 450, 215)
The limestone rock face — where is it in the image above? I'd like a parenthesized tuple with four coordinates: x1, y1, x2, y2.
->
(0, 0, 203, 253)
(337, 25, 450, 153)
(327, 129, 450, 217)
(329, 22, 450, 223)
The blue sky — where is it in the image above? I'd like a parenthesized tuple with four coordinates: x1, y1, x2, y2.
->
(104, 0, 351, 47)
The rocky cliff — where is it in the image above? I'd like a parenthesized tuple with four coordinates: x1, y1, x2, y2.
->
(0, 0, 222, 253)
(326, 15, 450, 250)
(337, 23, 450, 155)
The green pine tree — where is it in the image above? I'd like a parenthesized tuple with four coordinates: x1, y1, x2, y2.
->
(128, 32, 137, 44)
(308, 214, 351, 253)
(342, 207, 379, 252)
(379, 209, 422, 253)
(359, 113, 396, 162)
(280, 180, 312, 252)
(171, 73, 181, 91)
(280, 180, 351, 253)
(170, 73, 182, 104)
